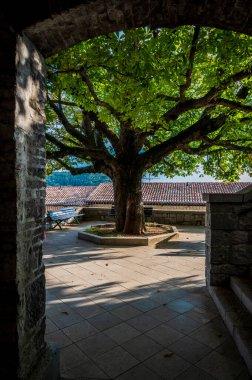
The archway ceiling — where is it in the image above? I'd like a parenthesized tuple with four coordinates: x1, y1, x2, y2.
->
(2, 1, 251, 56)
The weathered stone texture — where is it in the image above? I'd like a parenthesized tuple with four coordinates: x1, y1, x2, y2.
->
(15, 34, 47, 380)
(24, 272, 45, 330)
(0, 21, 19, 379)
(205, 186, 252, 287)
(21, 0, 252, 57)
(81, 206, 205, 225)
(0, 26, 48, 379)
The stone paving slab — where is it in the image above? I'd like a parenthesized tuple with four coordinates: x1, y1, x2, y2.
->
(43, 223, 251, 379)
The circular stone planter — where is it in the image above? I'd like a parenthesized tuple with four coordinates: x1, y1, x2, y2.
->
(78, 224, 179, 246)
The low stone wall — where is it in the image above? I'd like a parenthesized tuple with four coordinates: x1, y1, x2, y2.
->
(204, 185, 252, 287)
(152, 209, 205, 225)
(80, 205, 206, 226)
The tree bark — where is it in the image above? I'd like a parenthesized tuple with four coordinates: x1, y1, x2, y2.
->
(112, 172, 127, 232)
(113, 169, 144, 234)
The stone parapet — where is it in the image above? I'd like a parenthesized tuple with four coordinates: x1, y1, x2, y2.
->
(78, 206, 206, 226)
(204, 185, 252, 287)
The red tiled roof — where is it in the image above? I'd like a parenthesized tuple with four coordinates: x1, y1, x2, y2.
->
(85, 182, 251, 206)
(46, 182, 251, 206)
(46, 186, 96, 206)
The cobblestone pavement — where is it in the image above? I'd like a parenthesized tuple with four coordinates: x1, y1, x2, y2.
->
(43, 223, 250, 380)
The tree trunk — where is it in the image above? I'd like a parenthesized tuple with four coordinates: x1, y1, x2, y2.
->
(113, 170, 144, 235)
(113, 172, 127, 232)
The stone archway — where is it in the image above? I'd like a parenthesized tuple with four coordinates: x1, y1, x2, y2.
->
(0, 1, 252, 378)
(6, 0, 252, 57)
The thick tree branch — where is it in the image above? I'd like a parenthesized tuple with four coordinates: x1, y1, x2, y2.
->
(85, 111, 119, 150)
(46, 141, 88, 161)
(54, 158, 113, 178)
(48, 97, 87, 144)
(156, 94, 180, 102)
(214, 98, 252, 113)
(210, 140, 252, 153)
(46, 133, 69, 151)
(163, 65, 252, 122)
(46, 133, 113, 161)
(138, 122, 169, 142)
(47, 68, 79, 77)
(48, 99, 115, 158)
(180, 26, 200, 100)
(55, 159, 96, 175)
(46, 150, 80, 160)
(183, 137, 252, 155)
(50, 99, 81, 107)
(49, 99, 119, 153)
(48, 67, 123, 122)
(140, 114, 227, 169)
(79, 69, 122, 121)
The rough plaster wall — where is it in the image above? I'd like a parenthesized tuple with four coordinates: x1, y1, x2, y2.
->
(15, 34, 47, 379)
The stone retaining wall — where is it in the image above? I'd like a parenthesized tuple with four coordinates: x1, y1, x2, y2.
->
(78, 206, 206, 226)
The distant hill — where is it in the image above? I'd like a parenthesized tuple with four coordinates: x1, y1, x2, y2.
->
(46, 171, 111, 186)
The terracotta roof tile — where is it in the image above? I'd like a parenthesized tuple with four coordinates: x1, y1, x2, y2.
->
(85, 182, 251, 206)
(46, 182, 251, 206)
(46, 186, 96, 206)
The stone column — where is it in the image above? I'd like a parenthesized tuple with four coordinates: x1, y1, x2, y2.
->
(0, 22, 59, 379)
(204, 186, 252, 288)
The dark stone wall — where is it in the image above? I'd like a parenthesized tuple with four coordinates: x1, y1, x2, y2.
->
(19, 0, 252, 57)
(15, 34, 47, 379)
(0, 25, 47, 379)
(2, 0, 252, 39)
(0, 21, 19, 379)
(204, 186, 252, 287)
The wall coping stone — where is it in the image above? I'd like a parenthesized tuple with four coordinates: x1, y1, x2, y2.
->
(203, 193, 246, 203)
(203, 184, 252, 203)
(237, 184, 252, 202)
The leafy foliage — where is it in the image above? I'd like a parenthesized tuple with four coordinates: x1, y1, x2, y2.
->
(46, 26, 252, 181)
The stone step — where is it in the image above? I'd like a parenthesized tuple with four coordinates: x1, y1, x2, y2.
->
(231, 276, 252, 315)
(209, 286, 252, 375)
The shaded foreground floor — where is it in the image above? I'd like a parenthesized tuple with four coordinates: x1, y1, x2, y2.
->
(44, 223, 251, 380)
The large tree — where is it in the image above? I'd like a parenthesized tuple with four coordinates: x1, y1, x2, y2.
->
(46, 26, 252, 234)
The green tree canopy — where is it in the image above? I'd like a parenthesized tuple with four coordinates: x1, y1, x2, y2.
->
(46, 26, 252, 233)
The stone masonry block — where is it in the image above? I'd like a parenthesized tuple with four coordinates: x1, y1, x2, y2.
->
(209, 213, 239, 230)
(207, 229, 232, 247)
(25, 273, 45, 330)
(231, 230, 249, 245)
(205, 244, 228, 264)
(230, 244, 252, 265)
(211, 263, 247, 277)
(208, 204, 247, 218)
(208, 272, 230, 287)
(239, 210, 252, 230)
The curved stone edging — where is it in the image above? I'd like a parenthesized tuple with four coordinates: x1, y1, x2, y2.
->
(78, 226, 178, 246)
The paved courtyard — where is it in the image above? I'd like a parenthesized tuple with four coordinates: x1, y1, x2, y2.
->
(44, 223, 250, 380)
